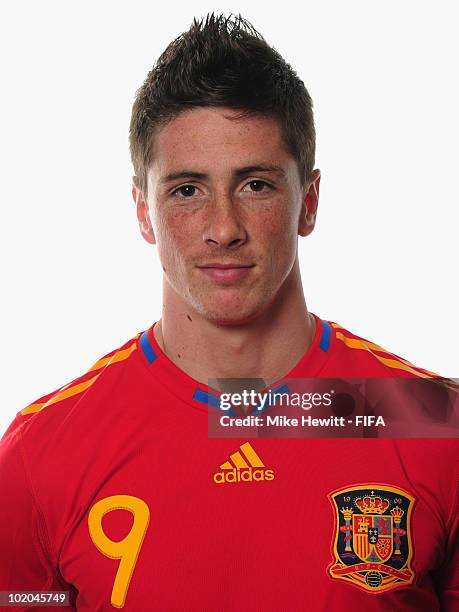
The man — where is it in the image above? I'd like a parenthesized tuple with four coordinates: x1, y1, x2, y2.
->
(1, 13, 457, 611)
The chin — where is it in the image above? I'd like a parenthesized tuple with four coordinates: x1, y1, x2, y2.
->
(192, 297, 269, 327)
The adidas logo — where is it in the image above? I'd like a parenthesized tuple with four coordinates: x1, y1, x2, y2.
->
(213, 442, 275, 484)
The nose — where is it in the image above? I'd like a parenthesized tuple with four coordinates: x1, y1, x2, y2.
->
(203, 194, 247, 249)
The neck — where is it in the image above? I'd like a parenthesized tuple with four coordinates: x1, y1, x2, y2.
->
(154, 259, 315, 387)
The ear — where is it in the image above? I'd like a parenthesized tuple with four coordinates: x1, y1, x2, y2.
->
(298, 169, 321, 237)
(132, 176, 156, 245)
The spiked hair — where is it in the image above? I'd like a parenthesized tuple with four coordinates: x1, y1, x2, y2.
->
(129, 13, 316, 196)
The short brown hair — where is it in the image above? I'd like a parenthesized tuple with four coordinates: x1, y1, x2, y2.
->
(129, 13, 316, 196)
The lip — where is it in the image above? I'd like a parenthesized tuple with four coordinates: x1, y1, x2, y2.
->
(198, 263, 254, 269)
(198, 263, 255, 283)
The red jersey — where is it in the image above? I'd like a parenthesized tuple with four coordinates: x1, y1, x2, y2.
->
(1, 313, 458, 610)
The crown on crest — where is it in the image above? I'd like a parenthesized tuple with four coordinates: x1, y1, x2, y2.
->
(340, 507, 354, 521)
(355, 491, 390, 514)
(390, 506, 404, 522)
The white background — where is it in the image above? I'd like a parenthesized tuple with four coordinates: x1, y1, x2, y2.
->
(1, 1, 457, 436)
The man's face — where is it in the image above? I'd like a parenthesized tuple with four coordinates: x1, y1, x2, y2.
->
(133, 107, 320, 325)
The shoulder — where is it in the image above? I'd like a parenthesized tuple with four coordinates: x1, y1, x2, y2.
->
(2, 330, 143, 444)
(321, 316, 458, 436)
(324, 318, 443, 379)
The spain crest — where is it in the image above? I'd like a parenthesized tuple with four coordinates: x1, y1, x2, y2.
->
(327, 484, 415, 593)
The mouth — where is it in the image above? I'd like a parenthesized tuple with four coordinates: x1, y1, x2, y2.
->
(197, 263, 255, 283)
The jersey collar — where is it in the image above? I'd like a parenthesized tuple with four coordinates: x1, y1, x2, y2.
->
(136, 312, 333, 412)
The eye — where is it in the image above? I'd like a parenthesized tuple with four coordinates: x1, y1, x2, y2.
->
(172, 184, 197, 198)
(243, 180, 271, 193)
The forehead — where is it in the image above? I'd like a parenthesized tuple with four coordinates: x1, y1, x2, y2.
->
(150, 107, 293, 175)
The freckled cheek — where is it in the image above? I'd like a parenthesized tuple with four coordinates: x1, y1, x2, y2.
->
(250, 208, 298, 279)
(154, 209, 200, 269)
(251, 206, 297, 248)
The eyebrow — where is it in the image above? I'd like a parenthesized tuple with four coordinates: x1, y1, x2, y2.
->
(160, 164, 285, 184)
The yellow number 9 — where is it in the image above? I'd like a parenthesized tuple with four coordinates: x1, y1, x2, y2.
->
(88, 495, 150, 608)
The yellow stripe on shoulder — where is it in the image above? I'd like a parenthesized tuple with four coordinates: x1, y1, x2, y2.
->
(21, 375, 100, 415)
(332, 322, 413, 357)
(335, 331, 438, 379)
(20, 337, 139, 416)
(87, 339, 138, 373)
